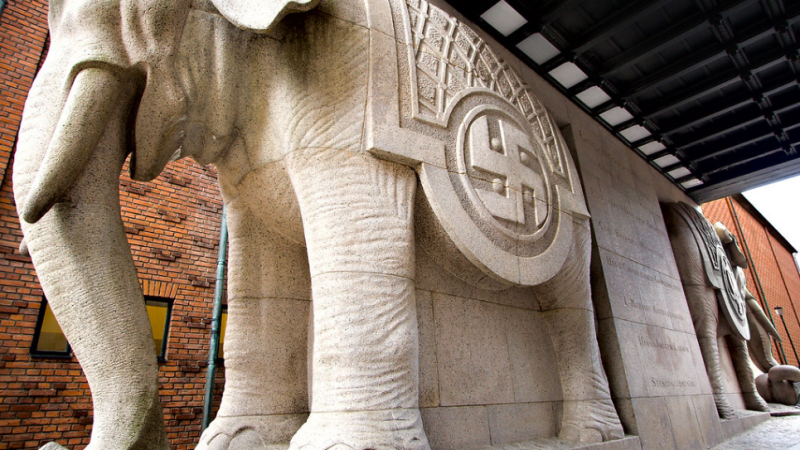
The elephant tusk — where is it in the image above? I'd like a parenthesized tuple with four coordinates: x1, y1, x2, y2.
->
(20, 68, 121, 224)
(747, 298, 782, 342)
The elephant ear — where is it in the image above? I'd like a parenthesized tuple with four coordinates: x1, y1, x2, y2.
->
(210, 0, 320, 32)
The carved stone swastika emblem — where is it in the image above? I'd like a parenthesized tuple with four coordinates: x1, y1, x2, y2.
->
(457, 105, 553, 242)
(365, 0, 589, 285)
(717, 243, 748, 337)
(469, 115, 549, 228)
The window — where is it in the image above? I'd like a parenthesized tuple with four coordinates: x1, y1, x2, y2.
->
(217, 308, 228, 361)
(31, 299, 71, 358)
(31, 296, 172, 360)
(146, 298, 172, 361)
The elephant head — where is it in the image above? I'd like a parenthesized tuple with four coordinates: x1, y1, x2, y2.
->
(13, 1, 316, 449)
(18, 0, 318, 224)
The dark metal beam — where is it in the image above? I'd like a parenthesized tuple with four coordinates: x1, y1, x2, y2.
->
(639, 71, 744, 118)
(539, 0, 582, 24)
(656, 76, 800, 135)
(675, 103, 800, 151)
(612, 119, 640, 134)
(597, 0, 751, 76)
(661, 162, 685, 172)
(458, 0, 800, 198)
(671, 106, 765, 147)
(699, 142, 787, 176)
(675, 173, 699, 183)
(684, 126, 776, 162)
(570, 0, 675, 54)
(689, 154, 800, 202)
(625, 23, 780, 99)
(541, 52, 576, 72)
(631, 135, 659, 148)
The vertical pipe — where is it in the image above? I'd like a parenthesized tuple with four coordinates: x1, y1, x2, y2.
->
(727, 197, 788, 365)
(202, 206, 228, 431)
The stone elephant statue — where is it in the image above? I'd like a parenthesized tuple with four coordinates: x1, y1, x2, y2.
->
(14, 0, 624, 448)
(711, 224, 783, 378)
(755, 365, 800, 406)
(662, 202, 781, 419)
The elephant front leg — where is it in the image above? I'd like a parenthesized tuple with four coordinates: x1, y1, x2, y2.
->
(286, 149, 430, 450)
(535, 220, 624, 443)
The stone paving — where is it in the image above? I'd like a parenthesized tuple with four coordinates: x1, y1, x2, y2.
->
(711, 411, 800, 450)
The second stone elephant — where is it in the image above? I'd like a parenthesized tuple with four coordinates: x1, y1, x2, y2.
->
(14, 0, 624, 448)
(663, 202, 779, 419)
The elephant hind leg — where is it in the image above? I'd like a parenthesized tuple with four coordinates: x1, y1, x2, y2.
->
(285, 148, 429, 450)
(728, 336, 768, 412)
(534, 219, 624, 443)
(682, 285, 735, 419)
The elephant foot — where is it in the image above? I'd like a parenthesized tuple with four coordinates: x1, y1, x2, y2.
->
(743, 391, 769, 412)
(197, 413, 309, 450)
(288, 409, 430, 450)
(713, 393, 736, 419)
(558, 399, 624, 443)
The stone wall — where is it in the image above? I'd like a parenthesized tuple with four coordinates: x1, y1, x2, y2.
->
(414, 251, 564, 450)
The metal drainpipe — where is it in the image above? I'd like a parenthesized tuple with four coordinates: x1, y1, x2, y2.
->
(727, 197, 789, 365)
(202, 206, 228, 431)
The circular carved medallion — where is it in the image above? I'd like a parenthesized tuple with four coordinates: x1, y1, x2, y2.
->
(717, 244, 750, 340)
(414, 93, 574, 286)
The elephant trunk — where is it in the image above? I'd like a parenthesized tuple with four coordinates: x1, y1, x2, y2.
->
(13, 58, 169, 450)
(746, 297, 781, 342)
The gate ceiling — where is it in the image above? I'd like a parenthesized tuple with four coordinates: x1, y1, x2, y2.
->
(450, 0, 800, 202)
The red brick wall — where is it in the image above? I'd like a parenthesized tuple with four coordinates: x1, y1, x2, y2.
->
(0, 2, 225, 449)
(703, 198, 800, 367)
(0, 0, 48, 191)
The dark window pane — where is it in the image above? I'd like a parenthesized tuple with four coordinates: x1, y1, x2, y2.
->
(146, 299, 170, 358)
(217, 311, 228, 360)
(35, 303, 68, 353)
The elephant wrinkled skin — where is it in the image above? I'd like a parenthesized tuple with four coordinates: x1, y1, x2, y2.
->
(14, 0, 624, 449)
(663, 202, 781, 419)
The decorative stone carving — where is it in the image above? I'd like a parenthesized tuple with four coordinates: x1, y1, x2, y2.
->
(663, 202, 775, 419)
(404, 0, 569, 182)
(14, 0, 621, 449)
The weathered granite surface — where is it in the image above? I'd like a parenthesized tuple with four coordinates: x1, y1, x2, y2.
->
(662, 203, 771, 419)
(14, 0, 624, 449)
(562, 97, 764, 449)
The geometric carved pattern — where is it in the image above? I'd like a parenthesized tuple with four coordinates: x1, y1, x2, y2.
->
(678, 202, 722, 272)
(675, 202, 748, 339)
(406, 0, 568, 181)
